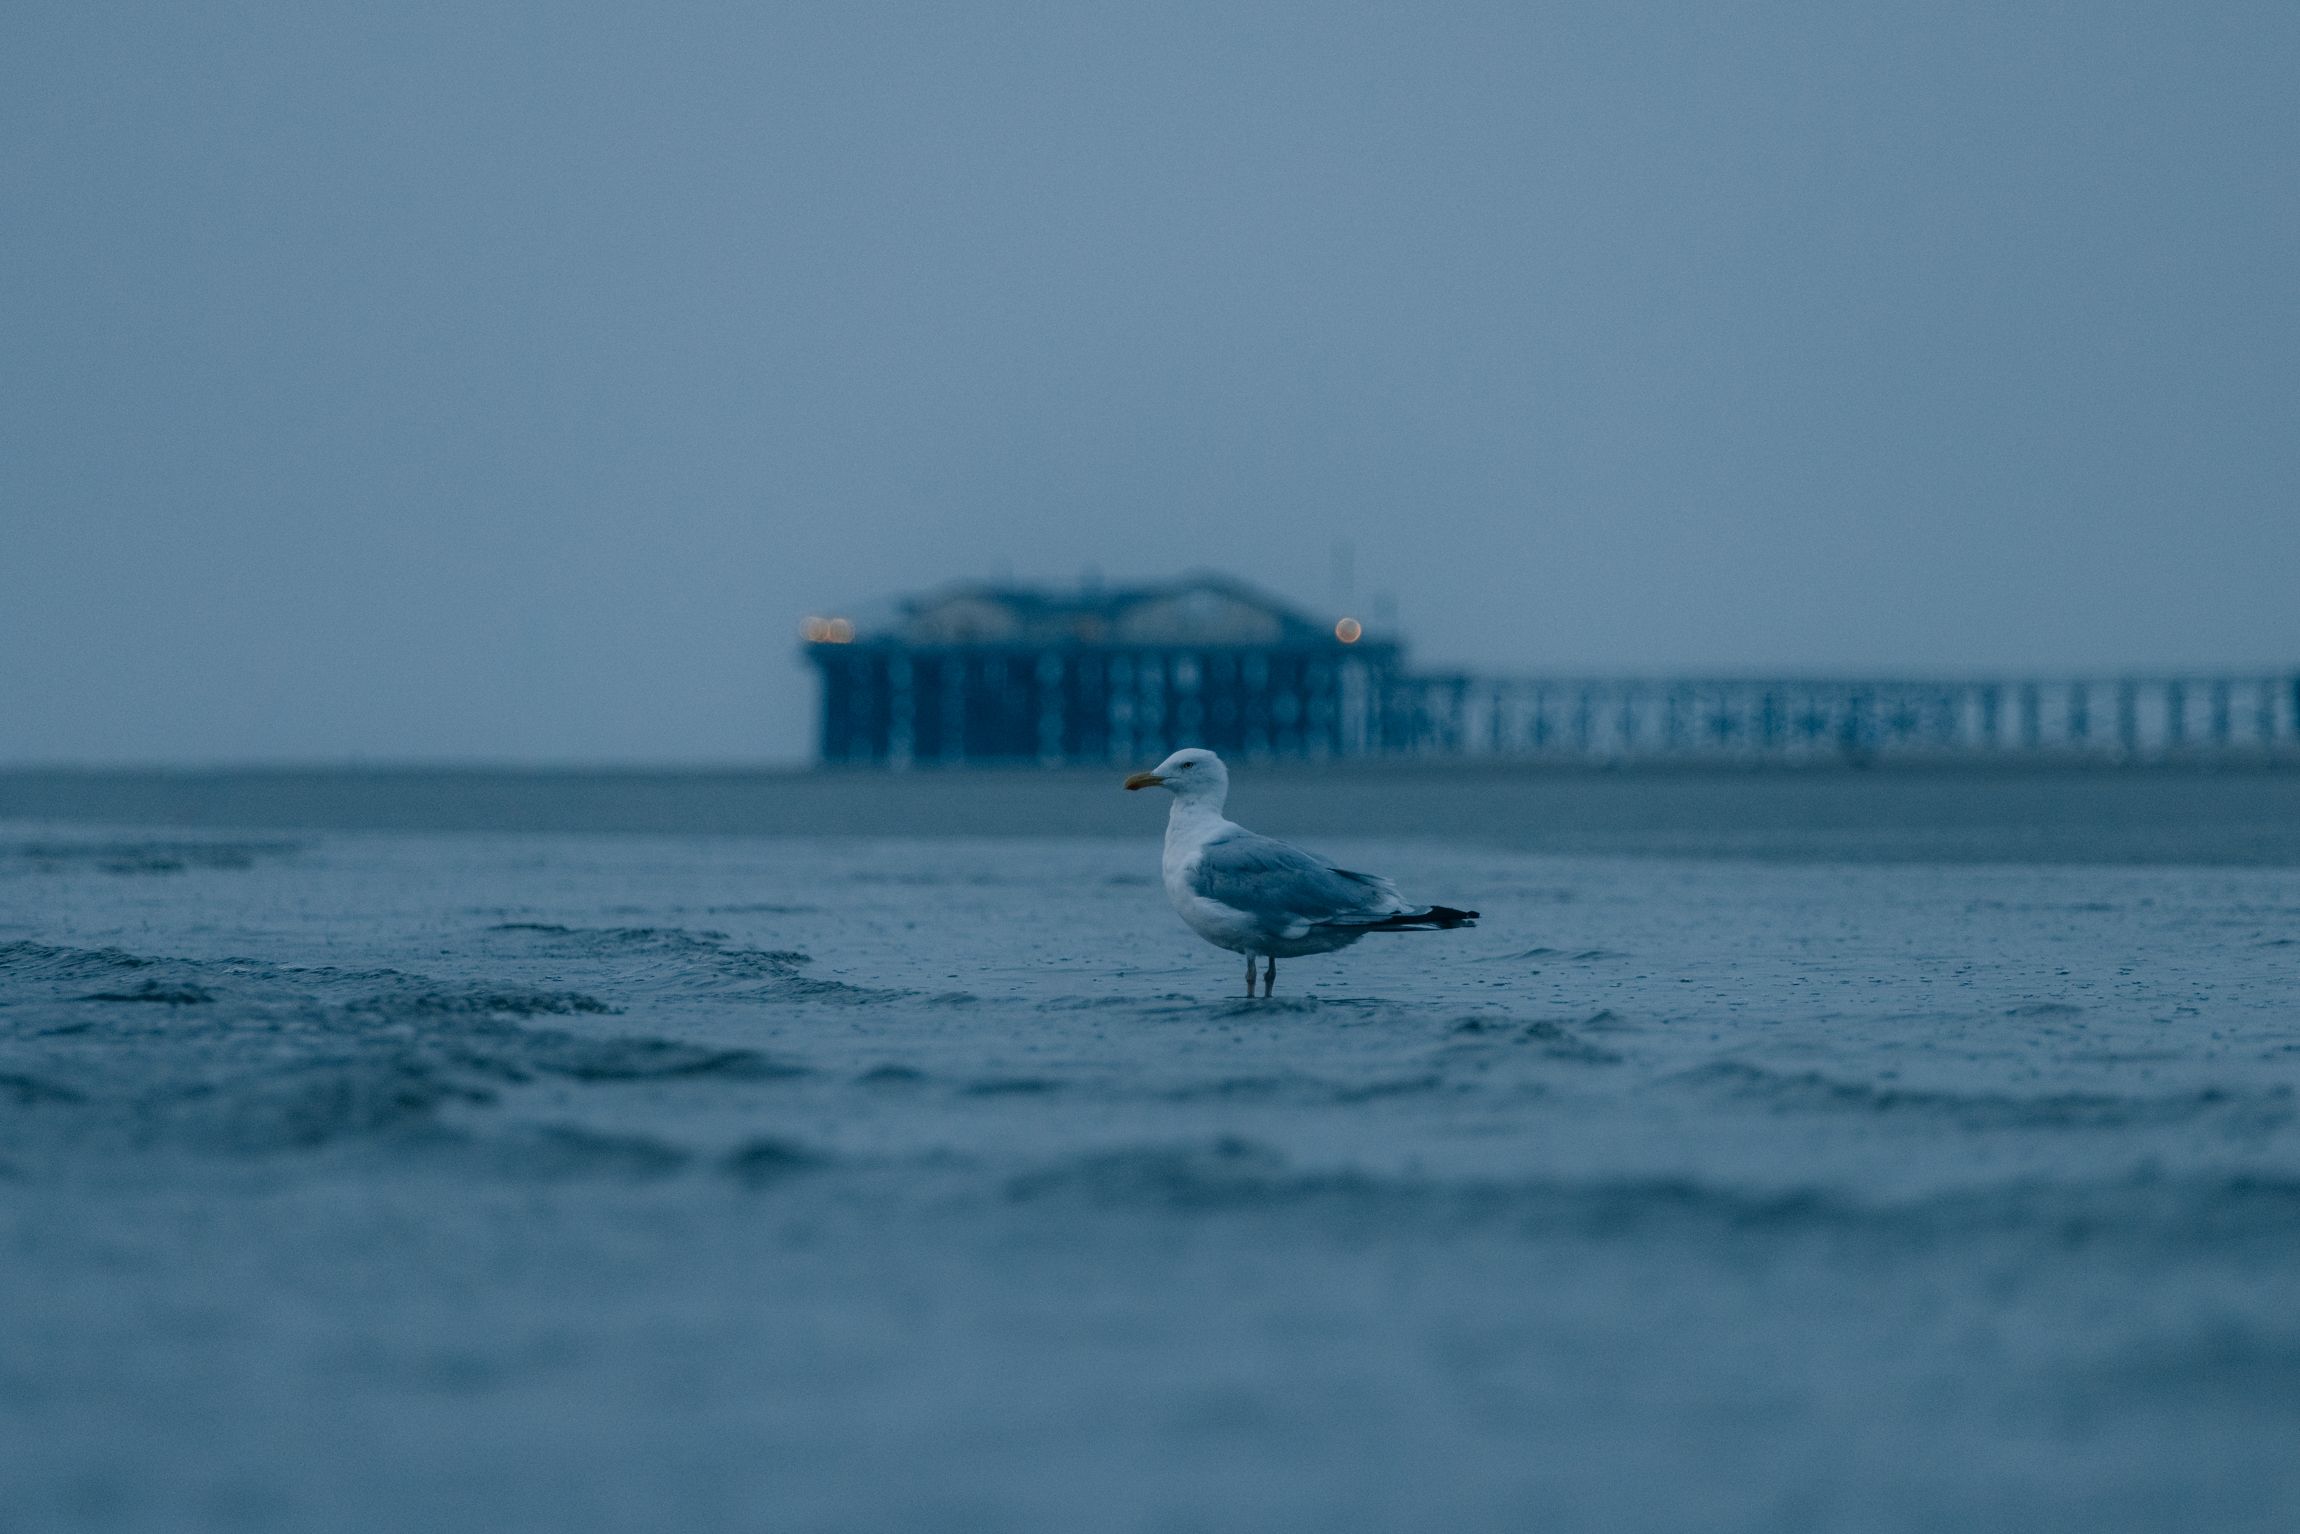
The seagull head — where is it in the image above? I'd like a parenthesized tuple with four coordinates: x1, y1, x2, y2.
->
(1124, 747, 1228, 806)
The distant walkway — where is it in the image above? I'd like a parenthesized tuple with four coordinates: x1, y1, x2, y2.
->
(1389, 673, 2300, 763)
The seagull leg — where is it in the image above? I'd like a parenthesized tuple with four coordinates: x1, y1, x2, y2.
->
(1245, 955, 1259, 998)
(1263, 957, 1276, 995)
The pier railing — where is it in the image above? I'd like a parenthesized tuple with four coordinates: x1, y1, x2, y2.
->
(1382, 674, 2300, 763)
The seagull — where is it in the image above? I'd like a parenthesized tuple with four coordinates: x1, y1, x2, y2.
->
(1124, 747, 1478, 996)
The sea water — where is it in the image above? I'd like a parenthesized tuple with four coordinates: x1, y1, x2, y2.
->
(2, 820, 2296, 1531)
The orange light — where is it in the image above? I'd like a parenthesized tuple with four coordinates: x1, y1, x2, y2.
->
(1334, 617, 1363, 644)
(802, 616, 856, 644)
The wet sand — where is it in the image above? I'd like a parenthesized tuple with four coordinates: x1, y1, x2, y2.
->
(3, 777, 2298, 1531)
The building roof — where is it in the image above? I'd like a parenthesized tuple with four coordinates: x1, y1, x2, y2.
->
(808, 572, 1384, 651)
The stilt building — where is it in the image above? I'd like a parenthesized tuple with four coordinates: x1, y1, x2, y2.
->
(802, 575, 1398, 766)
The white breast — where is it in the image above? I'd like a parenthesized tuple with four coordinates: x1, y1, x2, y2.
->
(1161, 817, 1276, 956)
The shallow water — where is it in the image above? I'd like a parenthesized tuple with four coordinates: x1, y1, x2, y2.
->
(3, 823, 2298, 1531)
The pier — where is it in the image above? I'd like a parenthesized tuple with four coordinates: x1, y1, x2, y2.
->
(805, 577, 2296, 767)
(1384, 674, 2300, 764)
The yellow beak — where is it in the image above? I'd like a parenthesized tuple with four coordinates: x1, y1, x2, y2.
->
(1123, 772, 1166, 791)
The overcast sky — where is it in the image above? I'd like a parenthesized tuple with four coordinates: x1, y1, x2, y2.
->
(4, 2, 2295, 764)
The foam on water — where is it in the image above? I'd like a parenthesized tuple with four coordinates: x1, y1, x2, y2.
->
(1, 822, 2297, 1531)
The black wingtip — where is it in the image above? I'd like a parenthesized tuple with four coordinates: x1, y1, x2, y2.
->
(1360, 905, 1480, 932)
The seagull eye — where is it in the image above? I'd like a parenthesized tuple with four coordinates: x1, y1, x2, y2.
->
(1177, 762, 1193, 770)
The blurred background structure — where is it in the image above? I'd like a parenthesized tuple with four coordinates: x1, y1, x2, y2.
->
(805, 575, 1397, 765)
(808, 575, 2300, 767)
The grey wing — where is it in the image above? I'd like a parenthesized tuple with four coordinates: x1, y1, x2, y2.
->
(1189, 830, 1408, 928)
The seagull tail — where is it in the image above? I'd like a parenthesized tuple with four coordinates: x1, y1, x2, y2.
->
(1356, 905, 1479, 932)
